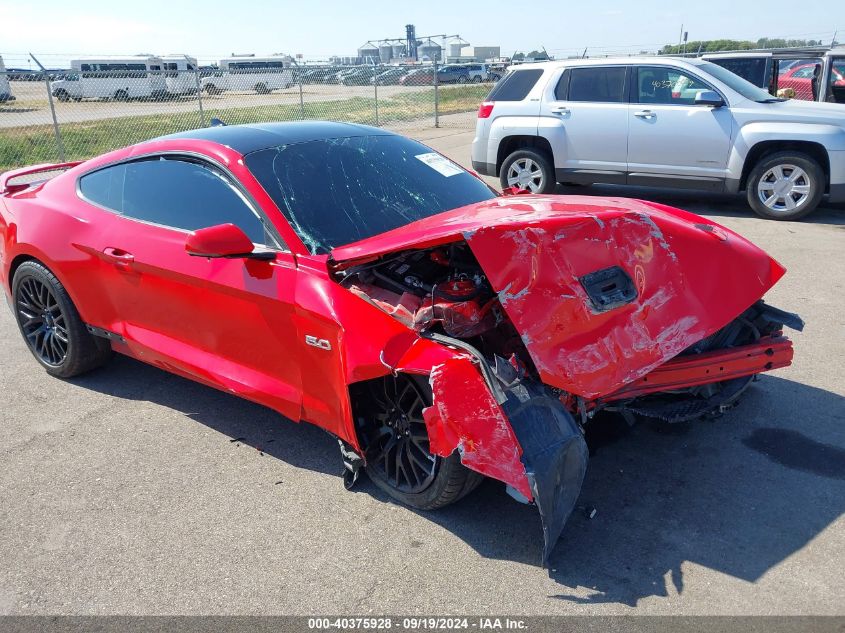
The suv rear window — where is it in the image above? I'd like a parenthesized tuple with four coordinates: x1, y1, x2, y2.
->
(568, 67, 627, 102)
(485, 69, 542, 101)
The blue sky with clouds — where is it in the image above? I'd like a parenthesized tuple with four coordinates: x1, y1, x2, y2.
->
(1, 0, 840, 67)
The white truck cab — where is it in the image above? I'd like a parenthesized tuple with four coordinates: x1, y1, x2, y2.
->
(0, 55, 15, 103)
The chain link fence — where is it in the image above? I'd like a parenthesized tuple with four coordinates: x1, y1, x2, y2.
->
(0, 61, 495, 172)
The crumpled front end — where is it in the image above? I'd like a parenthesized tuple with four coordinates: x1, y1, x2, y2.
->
(333, 195, 803, 560)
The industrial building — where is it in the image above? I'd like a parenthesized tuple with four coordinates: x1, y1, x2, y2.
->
(356, 26, 497, 64)
(459, 46, 501, 61)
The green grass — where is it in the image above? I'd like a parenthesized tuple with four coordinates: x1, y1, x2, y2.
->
(0, 85, 487, 172)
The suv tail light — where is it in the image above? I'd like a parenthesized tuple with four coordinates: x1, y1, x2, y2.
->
(477, 101, 494, 118)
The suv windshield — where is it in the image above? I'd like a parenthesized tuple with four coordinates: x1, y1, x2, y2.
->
(692, 60, 779, 102)
(246, 135, 496, 254)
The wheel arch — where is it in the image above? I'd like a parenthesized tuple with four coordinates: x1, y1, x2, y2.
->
(738, 140, 832, 193)
(8, 253, 39, 288)
(348, 371, 429, 442)
(496, 135, 555, 175)
(7, 251, 88, 321)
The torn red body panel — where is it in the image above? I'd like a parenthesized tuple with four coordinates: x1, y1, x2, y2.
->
(464, 205, 784, 399)
(423, 356, 532, 500)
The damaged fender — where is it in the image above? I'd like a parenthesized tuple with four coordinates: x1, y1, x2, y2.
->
(423, 354, 588, 562)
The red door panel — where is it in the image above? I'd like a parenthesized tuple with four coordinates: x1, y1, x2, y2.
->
(98, 216, 302, 420)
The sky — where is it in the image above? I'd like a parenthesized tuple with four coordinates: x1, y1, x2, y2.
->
(0, 0, 841, 68)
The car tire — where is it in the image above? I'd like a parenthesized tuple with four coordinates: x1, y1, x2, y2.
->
(746, 151, 824, 220)
(500, 148, 556, 194)
(114, 89, 129, 101)
(255, 82, 270, 94)
(458, 75, 469, 84)
(362, 374, 483, 510)
(54, 89, 70, 102)
(12, 261, 112, 379)
(472, 75, 482, 83)
(205, 84, 220, 96)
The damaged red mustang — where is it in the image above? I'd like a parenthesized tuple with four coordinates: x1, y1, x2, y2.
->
(0, 122, 803, 560)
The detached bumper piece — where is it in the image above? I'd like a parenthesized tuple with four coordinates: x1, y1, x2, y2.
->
(501, 383, 588, 564)
(424, 357, 587, 565)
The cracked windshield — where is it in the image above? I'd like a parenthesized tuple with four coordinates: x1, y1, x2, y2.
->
(245, 134, 496, 254)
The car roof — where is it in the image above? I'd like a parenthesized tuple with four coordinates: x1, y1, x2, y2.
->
(509, 56, 701, 70)
(154, 121, 395, 155)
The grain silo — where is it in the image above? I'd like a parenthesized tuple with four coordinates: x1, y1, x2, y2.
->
(378, 44, 393, 63)
(357, 42, 380, 65)
(391, 44, 406, 60)
(418, 39, 442, 61)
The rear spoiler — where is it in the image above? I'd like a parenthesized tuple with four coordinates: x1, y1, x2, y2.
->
(0, 161, 82, 195)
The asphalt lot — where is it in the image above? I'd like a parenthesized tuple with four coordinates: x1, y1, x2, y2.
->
(1, 127, 844, 615)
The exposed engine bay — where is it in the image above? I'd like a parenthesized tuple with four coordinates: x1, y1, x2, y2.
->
(336, 242, 531, 365)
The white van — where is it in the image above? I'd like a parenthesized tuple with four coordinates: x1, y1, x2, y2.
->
(50, 56, 167, 101)
(202, 56, 294, 95)
(161, 55, 199, 96)
(0, 55, 15, 103)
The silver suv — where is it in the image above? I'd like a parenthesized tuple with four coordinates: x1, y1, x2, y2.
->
(471, 57, 845, 220)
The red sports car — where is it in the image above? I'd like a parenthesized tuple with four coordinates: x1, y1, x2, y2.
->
(778, 61, 845, 101)
(0, 122, 802, 560)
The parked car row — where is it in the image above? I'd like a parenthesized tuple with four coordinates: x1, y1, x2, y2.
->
(473, 56, 845, 220)
(292, 63, 502, 87)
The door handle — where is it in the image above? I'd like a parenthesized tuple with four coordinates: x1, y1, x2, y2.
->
(551, 106, 570, 115)
(102, 247, 135, 269)
(634, 110, 656, 119)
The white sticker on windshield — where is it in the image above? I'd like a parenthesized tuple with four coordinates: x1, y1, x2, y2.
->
(415, 152, 463, 177)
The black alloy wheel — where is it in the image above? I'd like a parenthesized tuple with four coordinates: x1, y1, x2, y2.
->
(12, 261, 112, 378)
(367, 374, 438, 493)
(16, 276, 68, 366)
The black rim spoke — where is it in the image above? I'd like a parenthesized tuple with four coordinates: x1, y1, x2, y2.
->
(366, 375, 438, 494)
(16, 277, 68, 367)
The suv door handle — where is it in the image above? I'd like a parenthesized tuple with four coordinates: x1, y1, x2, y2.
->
(634, 110, 656, 119)
(102, 247, 135, 269)
(551, 106, 570, 115)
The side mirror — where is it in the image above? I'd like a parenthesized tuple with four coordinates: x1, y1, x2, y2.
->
(185, 223, 270, 260)
(695, 90, 724, 107)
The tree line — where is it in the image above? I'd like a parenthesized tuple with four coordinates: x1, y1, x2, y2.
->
(659, 37, 833, 55)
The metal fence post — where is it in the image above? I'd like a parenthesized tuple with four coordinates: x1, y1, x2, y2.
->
(373, 67, 380, 127)
(30, 53, 66, 161)
(193, 64, 206, 127)
(433, 58, 439, 128)
(298, 71, 305, 119)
